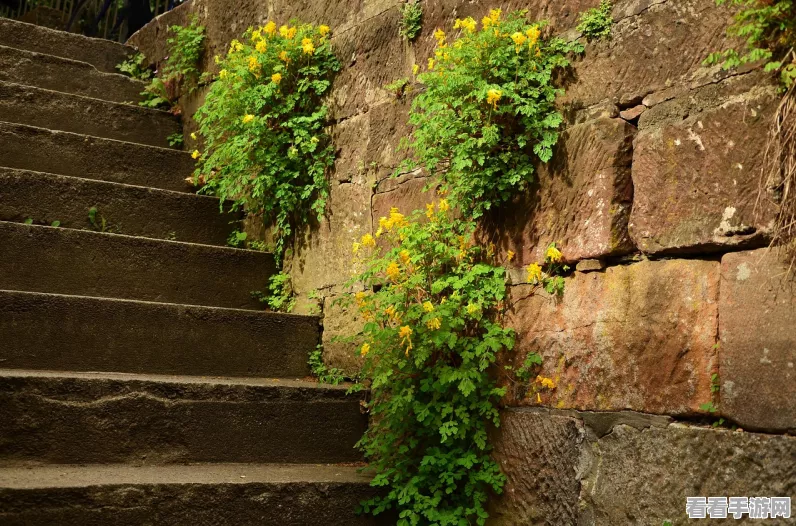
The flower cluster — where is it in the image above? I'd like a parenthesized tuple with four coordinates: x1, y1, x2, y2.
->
(400, 9, 583, 217)
(347, 203, 514, 525)
(192, 21, 340, 262)
(525, 243, 568, 296)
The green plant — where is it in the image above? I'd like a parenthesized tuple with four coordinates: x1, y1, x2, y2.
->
(705, 0, 795, 88)
(167, 132, 184, 147)
(227, 229, 248, 248)
(399, 9, 583, 218)
(348, 202, 514, 525)
(710, 372, 720, 394)
(116, 52, 152, 81)
(257, 271, 296, 313)
(309, 345, 345, 385)
(88, 206, 108, 232)
(23, 218, 33, 225)
(515, 352, 542, 382)
(140, 77, 171, 109)
(193, 21, 340, 263)
(577, 0, 613, 42)
(384, 77, 410, 99)
(51, 220, 61, 227)
(399, 0, 423, 41)
(700, 401, 718, 413)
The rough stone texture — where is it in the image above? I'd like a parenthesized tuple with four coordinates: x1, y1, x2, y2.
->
(505, 259, 719, 415)
(366, 96, 414, 176)
(581, 424, 796, 525)
(0, 168, 238, 246)
(0, 121, 194, 192)
(0, 290, 318, 377)
(290, 182, 373, 297)
(719, 249, 796, 433)
(0, 44, 143, 104)
(0, 370, 366, 465)
(0, 221, 274, 310)
(483, 117, 635, 265)
(0, 17, 132, 74)
(372, 173, 437, 222)
(489, 410, 584, 525)
(322, 294, 366, 376)
(561, 0, 738, 108)
(0, 81, 180, 148)
(331, 112, 371, 184)
(630, 84, 779, 254)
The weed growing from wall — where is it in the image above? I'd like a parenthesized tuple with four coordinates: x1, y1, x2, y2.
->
(193, 22, 340, 262)
(706, 0, 795, 89)
(399, 0, 423, 41)
(398, 9, 582, 218)
(577, 0, 613, 42)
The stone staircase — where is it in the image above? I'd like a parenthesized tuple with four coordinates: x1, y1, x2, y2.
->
(0, 18, 376, 525)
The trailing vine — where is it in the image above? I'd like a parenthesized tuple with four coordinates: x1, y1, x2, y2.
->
(192, 21, 340, 262)
(398, 9, 583, 217)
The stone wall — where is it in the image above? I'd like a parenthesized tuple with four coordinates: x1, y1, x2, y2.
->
(129, 0, 795, 522)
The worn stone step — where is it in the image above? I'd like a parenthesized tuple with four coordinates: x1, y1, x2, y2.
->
(0, 18, 132, 74)
(0, 168, 239, 246)
(0, 81, 180, 147)
(0, 44, 143, 104)
(0, 290, 317, 377)
(0, 370, 366, 466)
(0, 122, 194, 192)
(0, 463, 381, 525)
(0, 221, 273, 309)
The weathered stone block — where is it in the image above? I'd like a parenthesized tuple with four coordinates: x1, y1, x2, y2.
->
(719, 248, 796, 433)
(581, 424, 796, 525)
(372, 172, 437, 221)
(505, 259, 719, 415)
(482, 117, 635, 265)
(322, 294, 366, 376)
(366, 96, 414, 175)
(630, 85, 779, 254)
(332, 112, 370, 184)
(490, 410, 584, 525)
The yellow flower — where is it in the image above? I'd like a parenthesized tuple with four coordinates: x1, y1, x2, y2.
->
(287, 26, 297, 39)
(219, 69, 228, 80)
(482, 16, 492, 29)
(386, 261, 401, 282)
(191, 150, 201, 159)
(360, 342, 370, 356)
(279, 25, 289, 37)
(434, 28, 446, 43)
(352, 241, 361, 254)
(400, 250, 411, 264)
(526, 25, 540, 48)
(527, 262, 542, 283)
(375, 227, 383, 238)
(545, 245, 563, 263)
(399, 325, 412, 339)
(301, 37, 315, 55)
(271, 72, 282, 84)
(438, 198, 449, 212)
(426, 317, 441, 330)
(511, 31, 527, 51)
(251, 29, 262, 42)
(385, 304, 398, 319)
(507, 250, 515, 262)
(242, 114, 255, 124)
(355, 291, 367, 305)
(248, 55, 260, 73)
(361, 233, 376, 248)
(190, 132, 197, 140)
(264, 21, 277, 36)
(486, 88, 502, 108)
(537, 375, 556, 389)
(422, 301, 434, 313)
(319, 24, 330, 37)
(413, 64, 419, 75)
(387, 208, 406, 229)
(537, 392, 542, 403)
(279, 50, 289, 62)
(229, 39, 244, 53)
(455, 17, 476, 32)
(256, 40, 267, 53)
(214, 54, 221, 64)
(428, 58, 435, 70)
(489, 8, 502, 23)
(466, 303, 479, 315)
(425, 202, 435, 219)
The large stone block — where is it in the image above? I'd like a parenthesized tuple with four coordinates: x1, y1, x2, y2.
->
(332, 112, 370, 184)
(562, 0, 738, 108)
(505, 259, 720, 415)
(630, 85, 779, 255)
(322, 294, 366, 376)
(719, 248, 796, 433)
(581, 424, 796, 525)
(290, 182, 373, 295)
(482, 117, 635, 265)
(490, 410, 585, 525)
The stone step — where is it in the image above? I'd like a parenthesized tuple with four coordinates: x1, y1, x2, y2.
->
(0, 168, 239, 247)
(0, 44, 143, 104)
(0, 290, 317, 377)
(0, 17, 132, 74)
(0, 463, 380, 525)
(0, 370, 366, 466)
(0, 81, 180, 148)
(0, 122, 194, 192)
(0, 221, 273, 310)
